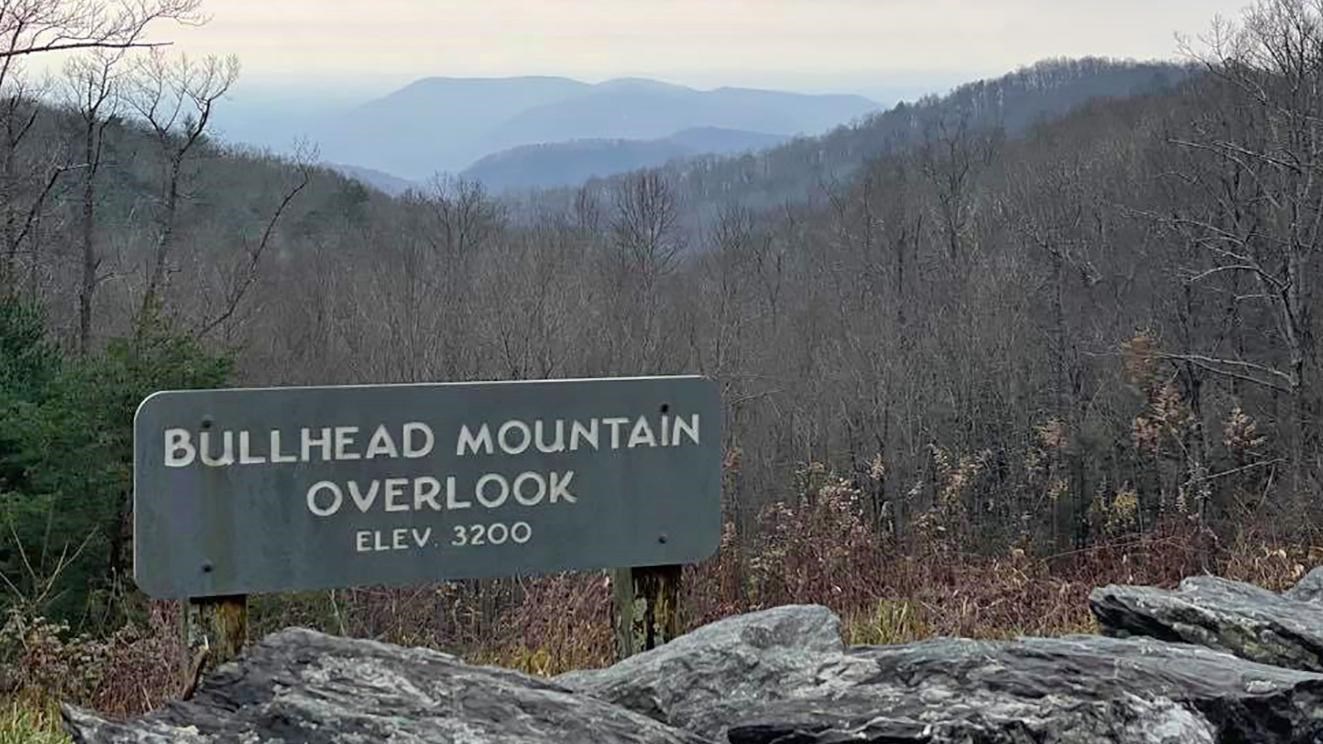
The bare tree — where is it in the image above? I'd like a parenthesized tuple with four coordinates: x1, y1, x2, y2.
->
(1168, 0, 1323, 503)
(192, 143, 315, 340)
(918, 112, 997, 263)
(610, 170, 683, 283)
(0, 76, 63, 295)
(127, 48, 237, 332)
(0, 0, 202, 68)
(64, 48, 125, 352)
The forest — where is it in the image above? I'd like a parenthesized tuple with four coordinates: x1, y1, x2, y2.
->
(1, 0, 1323, 729)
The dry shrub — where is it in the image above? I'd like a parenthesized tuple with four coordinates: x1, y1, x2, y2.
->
(88, 603, 184, 718)
(0, 601, 183, 720)
(474, 573, 613, 675)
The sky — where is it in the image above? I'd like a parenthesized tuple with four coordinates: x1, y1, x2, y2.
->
(135, 0, 1251, 102)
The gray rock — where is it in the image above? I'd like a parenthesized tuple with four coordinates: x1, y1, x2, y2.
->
(1091, 575, 1323, 672)
(62, 597, 1323, 744)
(564, 604, 1323, 743)
(725, 635, 1323, 744)
(557, 604, 850, 736)
(62, 628, 711, 744)
(1286, 567, 1323, 603)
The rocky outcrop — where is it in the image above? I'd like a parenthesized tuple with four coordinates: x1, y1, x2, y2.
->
(563, 605, 1323, 743)
(557, 604, 856, 737)
(1091, 574, 1323, 672)
(726, 635, 1323, 743)
(65, 573, 1323, 744)
(1286, 567, 1323, 603)
(62, 628, 708, 744)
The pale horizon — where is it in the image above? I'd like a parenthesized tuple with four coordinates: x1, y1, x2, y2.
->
(105, 0, 1251, 102)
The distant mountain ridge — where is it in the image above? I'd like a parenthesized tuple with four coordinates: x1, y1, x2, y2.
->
(463, 127, 790, 192)
(309, 76, 880, 181)
(327, 163, 418, 196)
(511, 58, 1197, 224)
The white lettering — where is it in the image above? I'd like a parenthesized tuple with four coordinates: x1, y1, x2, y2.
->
(302, 427, 332, 461)
(334, 426, 361, 460)
(364, 425, 399, 459)
(534, 420, 565, 453)
(307, 481, 343, 517)
(412, 527, 432, 548)
(238, 431, 266, 464)
(603, 417, 630, 449)
(456, 424, 493, 456)
(270, 430, 297, 463)
(348, 480, 379, 512)
(673, 414, 700, 446)
(414, 477, 443, 511)
(570, 419, 599, 451)
(513, 471, 546, 506)
(550, 471, 577, 503)
(403, 422, 434, 458)
(476, 474, 509, 508)
(628, 418, 657, 448)
(165, 429, 195, 467)
(199, 431, 235, 467)
(446, 476, 471, 509)
(356, 530, 372, 552)
(384, 478, 409, 512)
(498, 420, 532, 454)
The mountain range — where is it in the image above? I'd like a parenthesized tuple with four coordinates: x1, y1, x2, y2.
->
(217, 76, 881, 192)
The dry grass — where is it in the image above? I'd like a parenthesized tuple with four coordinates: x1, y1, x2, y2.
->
(0, 464, 1317, 730)
(0, 694, 67, 744)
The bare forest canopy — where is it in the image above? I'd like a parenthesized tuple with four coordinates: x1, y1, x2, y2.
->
(0, 0, 1321, 638)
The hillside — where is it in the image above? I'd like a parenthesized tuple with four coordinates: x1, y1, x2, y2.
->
(517, 57, 1193, 223)
(463, 127, 789, 191)
(305, 76, 879, 180)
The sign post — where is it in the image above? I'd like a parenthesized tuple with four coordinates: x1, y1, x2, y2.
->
(612, 564, 682, 658)
(133, 376, 721, 675)
(181, 595, 246, 697)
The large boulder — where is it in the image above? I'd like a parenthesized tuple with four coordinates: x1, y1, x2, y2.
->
(1090, 575, 1323, 672)
(62, 597, 1323, 744)
(557, 604, 854, 736)
(564, 605, 1323, 743)
(726, 635, 1323, 743)
(62, 628, 710, 744)
(1285, 567, 1323, 603)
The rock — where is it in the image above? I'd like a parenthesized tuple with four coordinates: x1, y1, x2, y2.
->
(62, 628, 711, 744)
(62, 596, 1323, 744)
(1285, 567, 1323, 603)
(557, 604, 852, 738)
(1090, 575, 1323, 672)
(725, 635, 1323, 744)
(565, 604, 1323, 743)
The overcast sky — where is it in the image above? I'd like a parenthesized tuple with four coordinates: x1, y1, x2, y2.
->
(139, 0, 1252, 100)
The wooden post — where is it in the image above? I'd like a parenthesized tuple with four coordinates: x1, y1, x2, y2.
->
(612, 564, 682, 660)
(181, 594, 248, 698)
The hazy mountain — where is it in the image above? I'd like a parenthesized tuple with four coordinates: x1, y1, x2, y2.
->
(327, 163, 419, 196)
(306, 76, 879, 181)
(479, 82, 876, 154)
(311, 76, 590, 183)
(463, 127, 789, 191)
(515, 58, 1197, 224)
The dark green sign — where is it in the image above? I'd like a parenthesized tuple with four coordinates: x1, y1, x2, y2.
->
(133, 376, 721, 598)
